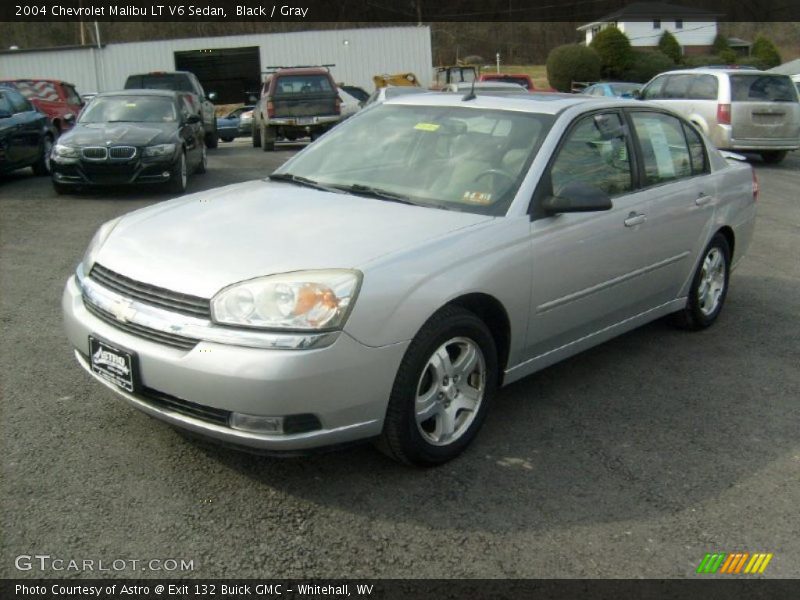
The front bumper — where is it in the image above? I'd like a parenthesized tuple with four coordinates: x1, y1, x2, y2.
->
(62, 274, 407, 451)
(51, 153, 177, 187)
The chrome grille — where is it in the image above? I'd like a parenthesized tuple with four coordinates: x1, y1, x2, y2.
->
(109, 146, 136, 159)
(82, 147, 107, 160)
(84, 300, 198, 350)
(89, 264, 211, 319)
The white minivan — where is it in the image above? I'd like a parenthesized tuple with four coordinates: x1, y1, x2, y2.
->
(640, 68, 800, 163)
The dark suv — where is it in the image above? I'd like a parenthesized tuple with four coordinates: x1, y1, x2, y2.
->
(124, 71, 218, 148)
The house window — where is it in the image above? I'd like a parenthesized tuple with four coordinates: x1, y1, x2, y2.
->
(675, 19, 683, 29)
(653, 19, 661, 29)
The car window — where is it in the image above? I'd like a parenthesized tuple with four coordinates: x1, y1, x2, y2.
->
(662, 74, 694, 99)
(589, 86, 605, 96)
(730, 74, 798, 102)
(550, 112, 633, 197)
(683, 122, 708, 175)
(642, 76, 667, 100)
(631, 112, 692, 185)
(0, 91, 13, 113)
(6, 89, 32, 113)
(274, 75, 333, 94)
(64, 85, 82, 106)
(687, 75, 718, 100)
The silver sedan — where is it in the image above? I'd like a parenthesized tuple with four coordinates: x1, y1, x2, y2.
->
(63, 93, 757, 465)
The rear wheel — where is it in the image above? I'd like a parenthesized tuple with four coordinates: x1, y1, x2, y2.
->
(204, 121, 218, 149)
(671, 233, 731, 330)
(32, 134, 53, 176)
(760, 150, 787, 164)
(252, 123, 262, 147)
(262, 124, 276, 151)
(195, 143, 207, 174)
(377, 306, 498, 466)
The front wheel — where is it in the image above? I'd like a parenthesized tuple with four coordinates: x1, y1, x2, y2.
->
(32, 134, 53, 176)
(261, 124, 275, 151)
(377, 306, 498, 466)
(671, 233, 731, 330)
(760, 150, 787, 164)
(168, 150, 188, 194)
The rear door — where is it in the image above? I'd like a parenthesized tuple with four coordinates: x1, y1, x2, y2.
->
(729, 73, 800, 143)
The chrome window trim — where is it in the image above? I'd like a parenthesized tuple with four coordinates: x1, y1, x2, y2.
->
(76, 267, 340, 351)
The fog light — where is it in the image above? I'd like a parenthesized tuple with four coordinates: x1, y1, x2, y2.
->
(229, 413, 283, 434)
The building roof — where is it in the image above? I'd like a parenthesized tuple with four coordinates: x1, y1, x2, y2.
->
(578, 2, 722, 30)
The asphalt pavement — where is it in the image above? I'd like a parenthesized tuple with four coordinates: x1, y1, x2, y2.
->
(1, 140, 798, 578)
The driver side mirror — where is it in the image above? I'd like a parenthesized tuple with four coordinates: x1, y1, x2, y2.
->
(542, 181, 612, 215)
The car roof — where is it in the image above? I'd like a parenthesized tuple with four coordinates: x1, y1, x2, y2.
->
(96, 89, 179, 98)
(385, 91, 609, 115)
(658, 68, 779, 76)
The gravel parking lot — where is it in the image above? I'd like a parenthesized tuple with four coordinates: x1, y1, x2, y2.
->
(1, 140, 798, 579)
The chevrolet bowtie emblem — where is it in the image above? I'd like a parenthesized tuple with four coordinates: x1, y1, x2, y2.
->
(110, 298, 137, 323)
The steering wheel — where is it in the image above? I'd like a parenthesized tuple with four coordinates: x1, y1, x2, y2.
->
(473, 169, 516, 187)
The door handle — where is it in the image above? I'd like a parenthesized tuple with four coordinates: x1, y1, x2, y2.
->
(624, 212, 647, 227)
(695, 192, 712, 206)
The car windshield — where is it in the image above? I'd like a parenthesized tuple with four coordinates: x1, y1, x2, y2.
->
(79, 96, 177, 123)
(277, 103, 553, 215)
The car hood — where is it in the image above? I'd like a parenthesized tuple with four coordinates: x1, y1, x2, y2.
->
(94, 180, 494, 298)
(62, 122, 176, 146)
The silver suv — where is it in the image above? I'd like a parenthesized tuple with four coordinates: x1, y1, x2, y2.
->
(640, 68, 800, 163)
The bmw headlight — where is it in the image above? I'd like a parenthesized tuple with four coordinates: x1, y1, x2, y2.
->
(211, 270, 362, 331)
(143, 143, 176, 158)
(81, 216, 122, 274)
(53, 144, 79, 158)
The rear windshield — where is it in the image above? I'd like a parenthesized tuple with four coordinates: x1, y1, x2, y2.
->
(730, 75, 798, 102)
(3, 80, 60, 101)
(274, 75, 333, 95)
(126, 75, 193, 93)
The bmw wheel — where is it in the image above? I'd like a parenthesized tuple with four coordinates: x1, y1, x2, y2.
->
(168, 150, 188, 194)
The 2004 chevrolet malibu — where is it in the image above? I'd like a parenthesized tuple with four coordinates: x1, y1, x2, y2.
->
(63, 93, 757, 465)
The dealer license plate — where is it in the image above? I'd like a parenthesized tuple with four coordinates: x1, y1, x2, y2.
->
(296, 117, 314, 125)
(89, 336, 137, 393)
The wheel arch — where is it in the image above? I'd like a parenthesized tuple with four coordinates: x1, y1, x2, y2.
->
(716, 225, 735, 260)
(446, 292, 511, 385)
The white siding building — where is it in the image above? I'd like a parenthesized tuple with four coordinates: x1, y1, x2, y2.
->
(0, 26, 432, 98)
(578, 2, 720, 55)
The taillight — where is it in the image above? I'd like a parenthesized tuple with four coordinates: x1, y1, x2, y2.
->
(752, 168, 759, 202)
(266, 100, 274, 118)
(717, 103, 731, 125)
(334, 96, 341, 115)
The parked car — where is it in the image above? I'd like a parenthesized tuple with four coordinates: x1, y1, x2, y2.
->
(50, 90, 206, 195)
(479, 72, 536, 90)
(216, 105, 254, 142)
(124, 71, 218, 149)
(441, 81, 528, 95)
(64, 94, 757, 465)
(582, 82, 641, 98)
(639, 68, 800, 163)
(252, 66, 342, 151)
(0, 86, 54, 176)
(0, 78, 83, 134)
(364, 85, 429, 107)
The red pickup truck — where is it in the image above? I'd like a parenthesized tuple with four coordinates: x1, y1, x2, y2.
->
(0, 79, 83, 134)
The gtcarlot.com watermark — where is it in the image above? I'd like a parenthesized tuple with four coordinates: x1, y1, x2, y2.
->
(15, 554, 195, 573)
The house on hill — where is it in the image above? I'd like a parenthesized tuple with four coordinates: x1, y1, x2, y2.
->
(578, 2, 722, 55)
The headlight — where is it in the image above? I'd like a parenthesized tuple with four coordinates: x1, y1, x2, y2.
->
(81, 217, 122, 273)
(143, 143, 176, 157)
(53, 144, 79, 158)
(211, 270, 361, 331)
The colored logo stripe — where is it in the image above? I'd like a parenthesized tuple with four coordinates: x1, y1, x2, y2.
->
(697, 552, 773, 574)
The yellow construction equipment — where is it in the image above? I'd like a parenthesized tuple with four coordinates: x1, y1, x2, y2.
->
(372, 73, 421, 89)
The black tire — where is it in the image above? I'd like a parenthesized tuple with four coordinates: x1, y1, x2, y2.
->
(168, 150, 188, 194)
(52, 181, 70, 195)
(760, 150, 787, 164)
(204, 130, 218, 150)
(220, 137, 234, 143)
(252, 123, 262, 147)
(195, 143, 207, 175)
(32, 134, 53, 176)
(262, 124, 275, 152)
(377, 305, 498, 466)
(671, 233, 731, 331)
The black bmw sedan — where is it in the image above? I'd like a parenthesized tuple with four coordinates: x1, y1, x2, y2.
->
(0, 86, 54, 177)
(51, 90, 206, 195)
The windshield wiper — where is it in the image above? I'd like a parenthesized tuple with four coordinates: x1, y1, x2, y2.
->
(268, 173, 341, 193)
(331, 183, 417, 206)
